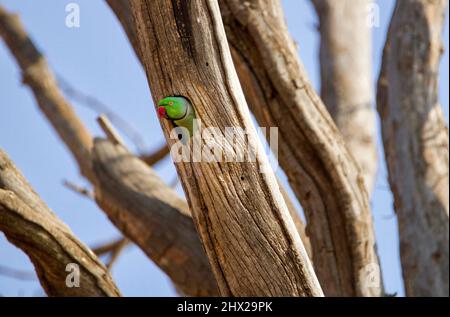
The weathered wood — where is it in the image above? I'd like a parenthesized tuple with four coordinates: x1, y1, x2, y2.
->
(377, 0, 449, 297)
(278, 180, 312, 259)
(0, 5, 94, 181)
(130, 0, 322, 296)
(107, 0, 312, 267)
(0, 150, 120, 297)
(108, 0, 311, 255)
(312, 0, 378, 194)
(220, 0, 381, 296)
(0, 4, 219, 296)
(92, 138, 219, 296)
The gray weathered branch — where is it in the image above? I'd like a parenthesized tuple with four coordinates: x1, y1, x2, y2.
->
(91, 138, 218, 296)
(312, 0, 378, 194)
(0, 4, 219, 296)
(377, 0, 449, 297)
(0, 150, 121, 296)
(0, 6, 94, 181)
(107, 0, 380, 296)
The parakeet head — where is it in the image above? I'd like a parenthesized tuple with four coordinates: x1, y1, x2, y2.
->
(157, 96, 188, 120)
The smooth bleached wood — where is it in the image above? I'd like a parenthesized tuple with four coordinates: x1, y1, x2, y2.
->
(312, 0, 378, 194)
(377, 0, 449, 297)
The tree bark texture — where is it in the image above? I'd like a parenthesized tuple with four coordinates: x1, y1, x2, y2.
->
(0, 150, 121, 297)
(377, 0, 449, 297)
(312, 0, 378, 194)
(106, 0, 312, 258)
(91, 138, 219, 296)
(106, 0, 381, 297)
(220, 0, 381, 296)
(0, 4, 219, 297)
(130, 0, 322, 297)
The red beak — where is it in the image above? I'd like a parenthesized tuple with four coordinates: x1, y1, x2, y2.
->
(158, 107, 167, 119)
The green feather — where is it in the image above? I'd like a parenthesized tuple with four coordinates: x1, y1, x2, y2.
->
(158, 96, 196, 140)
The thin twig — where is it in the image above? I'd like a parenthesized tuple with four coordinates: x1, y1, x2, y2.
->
(106, 238, 130, 270)
(56, 74, 148, 152)
(97, 114, 126, 147)
(91, 237, 131, 271)
(92, 237, 127, 256)
(140, 144, 170, 166)
(62, 180, 94, 200)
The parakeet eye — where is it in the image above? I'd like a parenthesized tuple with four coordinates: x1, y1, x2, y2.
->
(168, 101, 174, 106)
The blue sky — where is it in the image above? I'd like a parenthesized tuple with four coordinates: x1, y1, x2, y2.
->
(0, 1, 448, 296)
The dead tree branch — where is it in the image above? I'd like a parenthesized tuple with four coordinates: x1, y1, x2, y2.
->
(0, 150, 121, 296)
(0, 264, 36, 281)
(312, 0, 378, 194)
(106, 0, 380, 296)
(141, 144, 170, 166)
(219, 0, 381, 296)
(0, 5, 219, 296)
(0, 6, 93, 181)
(377, 0, 449, 296)
(57, 74, 148, 152)
(63, 180, 95, 200)
(92, 236, 128, 256)
(92, 138, 218, 296)
(129, 0, 322, 296)
(106, 0, 311, 262)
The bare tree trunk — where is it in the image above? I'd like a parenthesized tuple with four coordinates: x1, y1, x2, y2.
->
(0, 150, 120, 297)
(377, 0, 449, 297)
(220, 0, 381, 296)
(106, 0, 312, 258)
(130, 0, 322, 297)
(312, 0, 378, 194)
(0, 4, 218, 296)
(107, 0, 381, 296)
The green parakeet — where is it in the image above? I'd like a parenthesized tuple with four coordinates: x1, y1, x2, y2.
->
(157, 96, 196, 139)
